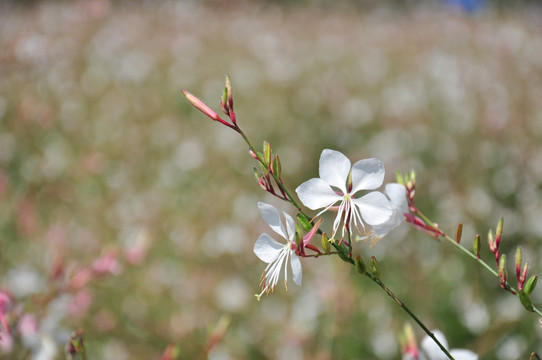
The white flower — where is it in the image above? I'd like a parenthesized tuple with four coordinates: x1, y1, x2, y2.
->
(253, 202, 302, 300)
(295, 149, 393, 239)
(418, 330, 478, 360)
(358, 182, 408, 245)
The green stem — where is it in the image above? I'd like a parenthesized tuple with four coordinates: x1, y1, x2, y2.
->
(416, 210, 542, 317)
(363, 271, 455, 360)
(236, 127, 310, 218)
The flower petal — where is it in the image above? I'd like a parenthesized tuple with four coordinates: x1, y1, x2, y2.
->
(421, 330, 449, 360)
(283, 212, 296, 241)
(351, 158, 385, 193)
(296, 178, 342, 210)
(371, 184, 408, 238)
(318, 149, 350, 193)
(254, 233, 284, 263)
(352, 191, 392, 225)
(449, 349, 478, 360)
(290, 253, 302, 285)
(385, 183, 408, 214)
(258, 202, 287, 238)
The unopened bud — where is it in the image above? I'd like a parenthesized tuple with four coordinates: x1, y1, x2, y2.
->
(396, 171, 405, 185)
(181, 89, 234, 128)
(272, 155, 281, 179)
(519, 290, 534, 312)
(473, 234, 481, 259)
(370, 256, 381, 280)
(225, 75, 233, 108)
(488, 230, 496, 253)
(321, 233, 330, 254)
(455, 223, 463, 244)
(525, 274, 538, 295)
(355, 256, 366, 274)
(297, 214, 312, 232)
(495, 217, 504, 247)
(515, 247, 522, 278)
(263, 141, 272, 169)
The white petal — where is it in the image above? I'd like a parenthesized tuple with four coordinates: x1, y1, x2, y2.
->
(283, 212, 296, 241)
(449, 349, 478, 360)
(318, 149, 350, 193)
(296, 178, 342, 210)
(290, 253, 302, 285)
(258, 202, 287, 238)
(254, 233, 284, 263)
(421, 330, 449, 360)
(385, 183, 409, 214)
(352, 191, 392, 225)
(351, 158, 385, 193)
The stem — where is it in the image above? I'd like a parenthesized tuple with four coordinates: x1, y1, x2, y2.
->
(236, 127, 309, 218)
(416, 210, 542, 317)
(363, 271, 455, 360)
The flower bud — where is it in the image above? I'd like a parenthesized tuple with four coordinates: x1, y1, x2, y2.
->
(354, 256, 366, 274)
(225, 75, 233, 108)
(296, 214, 312, 232)
(519, 290, 534, 312)
(272, 155, 281, 178)
(181, 89, 234, 128)
(253, 168, 266, 191)
(515, 247, 522, 278)
(370, 256, 381, 280)
(473, 234, 481, 259)
(396, 171, 404, 185)
(495, 217, 504, 247)
(488, 230, 495, 252)
(263, 141, 272, 169)
(321, 233, 330, 254)
(455, 223, 463, 244)
(524, 275, 538, 295)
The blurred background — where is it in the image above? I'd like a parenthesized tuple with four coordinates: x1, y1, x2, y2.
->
(1, 0, 542, 358)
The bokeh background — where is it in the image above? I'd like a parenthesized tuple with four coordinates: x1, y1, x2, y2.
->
(2, 0, 542, 358)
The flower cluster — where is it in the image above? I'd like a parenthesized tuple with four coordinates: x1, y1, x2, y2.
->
(253, 149, 408, 297)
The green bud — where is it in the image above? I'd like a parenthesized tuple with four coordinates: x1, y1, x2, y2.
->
(525, 275, 538, 295)
(519, 290, 534, 312)
(321, 233, 330, 254)
(455, 223, 463, 244)
(272, 155, 281, 178)
(370, 256, 381, 280)
(296, 214, 312, 232)
(472, 234, 481, 258)
(355, 256, 366, 274)
(396, 170, 404, 185)
(263, 141, 272, 168)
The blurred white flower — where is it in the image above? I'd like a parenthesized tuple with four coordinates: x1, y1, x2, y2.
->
(253, 202, 301, 300)
(295, 149, 392, 239)
(412, 330, 478, 360)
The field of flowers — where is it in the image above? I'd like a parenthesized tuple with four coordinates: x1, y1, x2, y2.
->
(1, 1, 542, 358)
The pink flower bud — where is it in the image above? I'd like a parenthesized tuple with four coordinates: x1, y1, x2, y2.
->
(181, 90, 235, 129)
